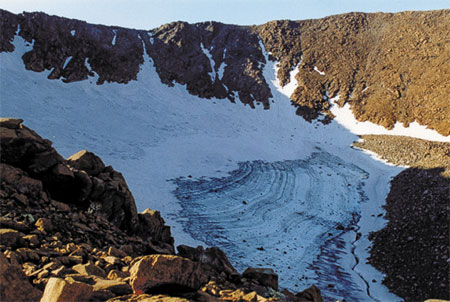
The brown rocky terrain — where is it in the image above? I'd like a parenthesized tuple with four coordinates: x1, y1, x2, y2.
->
(354, 135, 450, 301)
(1, 9, 449, 134)
(0, 118, 324, 302)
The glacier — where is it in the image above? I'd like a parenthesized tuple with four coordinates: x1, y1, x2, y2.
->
(4, 31, 448, 301)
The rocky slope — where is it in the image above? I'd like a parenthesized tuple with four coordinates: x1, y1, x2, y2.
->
(0, 118, 324, 302)
(354, 135, 450, 301)
(1, 9, 449, 134)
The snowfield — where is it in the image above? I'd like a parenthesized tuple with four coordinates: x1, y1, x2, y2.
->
(2, 32, 448, 301)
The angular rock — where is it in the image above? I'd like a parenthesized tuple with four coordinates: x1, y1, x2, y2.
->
(0, 118, 23, 129)
(108, 246, 127, 258)
(67, 150, 105, 176)
(130, 255, 209, 294)
(93, 277, 132, 295)
(72, 263, 107, 278)
(177, 245, 237, 276)
(138, 208, 174, 246)
(0, 163, 43, 199)
(295, 285, 323, 302)
(40, 277, 93, 302)
(242, 268, 278, 291)
(0, 253, 42, 302)
(35, 217, 54, 232)
(0, 228, 22, 248)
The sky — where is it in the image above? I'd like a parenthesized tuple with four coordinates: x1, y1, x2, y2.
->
(0, 0, 449, 30)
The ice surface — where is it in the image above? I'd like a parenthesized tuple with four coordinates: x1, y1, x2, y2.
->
(3, 33, 445, 301)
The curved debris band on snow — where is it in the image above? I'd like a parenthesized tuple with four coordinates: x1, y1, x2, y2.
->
(171, 152, 369, 301)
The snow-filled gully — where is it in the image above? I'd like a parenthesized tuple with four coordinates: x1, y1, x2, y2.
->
(5, 32, 449, 301)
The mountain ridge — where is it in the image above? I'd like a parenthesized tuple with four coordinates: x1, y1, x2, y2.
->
(1, 9, 449, 135)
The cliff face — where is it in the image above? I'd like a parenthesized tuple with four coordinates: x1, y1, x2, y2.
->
(1, 9, 449, 134)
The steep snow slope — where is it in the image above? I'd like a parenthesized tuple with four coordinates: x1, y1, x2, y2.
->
(3, 31, 446, 301)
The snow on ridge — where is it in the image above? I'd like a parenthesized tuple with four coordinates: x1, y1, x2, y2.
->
(331, 102, 450, 143)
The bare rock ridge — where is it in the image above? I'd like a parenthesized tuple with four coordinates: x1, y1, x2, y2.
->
(0, 118, 323, 301)
(1, 9, 449, 134)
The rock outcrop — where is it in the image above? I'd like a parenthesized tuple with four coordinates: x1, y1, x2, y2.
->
(1, 9, 449, 134)
(0, 118, 324, 302)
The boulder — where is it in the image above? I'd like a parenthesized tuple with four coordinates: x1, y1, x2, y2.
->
(295, 285, 323, 302)
(242, 268, 278, 291)
(35, 217, 54, 233)
(67, 150, 105, 176)
(0, 163, 43, 199)
(93, 278, 132, 295)
(137, 209, 174, 246)
(40, 277, 93, 302)
(177, 245, 237, 276)
(0, 228, 22, 248)
(72, 263, 106, 278)
(0, 118, 23, 129)
(129, 255, 210, 294)
(0, 253, 42, 302)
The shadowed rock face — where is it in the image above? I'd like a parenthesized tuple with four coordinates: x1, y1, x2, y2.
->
(1, 9, 449, 134)
(369, 167, 450, 301)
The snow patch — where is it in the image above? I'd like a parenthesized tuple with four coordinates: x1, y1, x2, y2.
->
(70, 30, 76, 37)
(217, 49, 227, 80)
(63, 56, 72, 69)
(273, 63, 300, 98)
(200, 43, 216, 82)
(148, 32, 154, 44)
(112, 29, 118, 46)
(331, 102, 450, 142)
(314, 66, 325, 75)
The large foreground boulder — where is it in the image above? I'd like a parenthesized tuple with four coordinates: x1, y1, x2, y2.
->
(129, 255, 210, 294)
